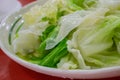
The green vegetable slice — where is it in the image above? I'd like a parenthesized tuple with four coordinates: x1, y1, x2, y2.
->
(8, 17, 22, 45)
(40, 38, 68, 67)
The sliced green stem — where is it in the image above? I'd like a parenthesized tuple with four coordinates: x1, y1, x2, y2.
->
(41, 24, 56, 41)
(15, 22, 24, 34)
(39, 38, 67, 67)
(38, 26, 59, 54)
(8, 17, 22, 45)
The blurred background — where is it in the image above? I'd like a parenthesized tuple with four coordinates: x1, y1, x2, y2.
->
(0, 0, 22, 21)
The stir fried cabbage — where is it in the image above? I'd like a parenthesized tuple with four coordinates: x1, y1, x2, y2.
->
(11, 0, 120, 70)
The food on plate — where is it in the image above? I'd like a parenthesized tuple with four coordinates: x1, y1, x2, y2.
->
(10, 0, 120, 70)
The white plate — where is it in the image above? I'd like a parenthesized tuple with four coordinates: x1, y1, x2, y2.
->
(0, 0, 120, 79)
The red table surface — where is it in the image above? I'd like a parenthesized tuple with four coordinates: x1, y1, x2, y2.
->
(0, 0, 120, 80)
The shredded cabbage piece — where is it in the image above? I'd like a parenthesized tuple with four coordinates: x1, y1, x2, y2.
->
(12, 0, 120, 69)
(57, 54, 78, 70)
(46, 8, 108, 50)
